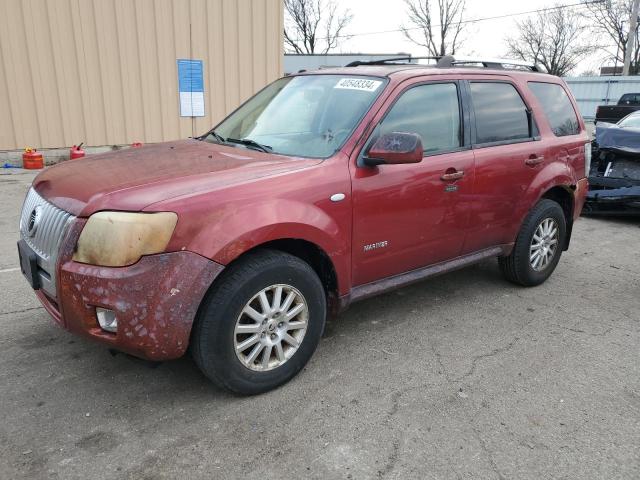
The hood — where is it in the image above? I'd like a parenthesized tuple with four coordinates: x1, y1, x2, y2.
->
(596, 122, 640, 154)
(33, 139, 320, 216)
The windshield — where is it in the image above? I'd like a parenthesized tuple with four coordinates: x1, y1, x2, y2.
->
(618, 113, 640, 129)
(207, 75, 386, 158)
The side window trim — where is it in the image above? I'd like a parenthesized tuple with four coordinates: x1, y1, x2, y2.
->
(359, 79, 470, 165)
(464, 79, 541, 149)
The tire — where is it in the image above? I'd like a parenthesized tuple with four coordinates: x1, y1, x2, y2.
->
(191, 249, 326, 394)
(499, 199, 567, 287)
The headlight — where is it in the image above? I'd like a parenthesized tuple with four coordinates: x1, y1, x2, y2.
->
(73, 212, 177, 267)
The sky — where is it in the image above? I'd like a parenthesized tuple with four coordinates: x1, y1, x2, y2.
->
(324, 0, 614, 75)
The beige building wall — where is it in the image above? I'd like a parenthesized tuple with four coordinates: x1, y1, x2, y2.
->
(0, 0, 284, 151)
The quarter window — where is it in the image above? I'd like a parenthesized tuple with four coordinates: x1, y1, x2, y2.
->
(470, 82, 531, 144)
(528, 82, 580, 136)
(377, 83, 461, 155)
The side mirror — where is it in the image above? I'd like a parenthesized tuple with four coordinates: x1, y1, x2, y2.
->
(362, 132, 423, 167)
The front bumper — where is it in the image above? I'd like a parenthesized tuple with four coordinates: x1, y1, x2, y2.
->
(585, 176, 640, 215)
(35, 220, 224, 361)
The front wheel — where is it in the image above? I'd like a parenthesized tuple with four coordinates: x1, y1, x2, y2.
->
(191, 250, 326, 394)
(499, 199, 567, 286)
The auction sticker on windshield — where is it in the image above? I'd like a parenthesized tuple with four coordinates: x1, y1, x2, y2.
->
(335, 78, 382, 92)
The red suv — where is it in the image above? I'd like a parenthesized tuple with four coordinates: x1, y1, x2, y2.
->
(18, 56, 589, 394)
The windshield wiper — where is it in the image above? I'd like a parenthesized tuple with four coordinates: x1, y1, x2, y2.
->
(201, 132, 271, 153)
(202, 130, 226, 144)
(226, 137, 272, 153)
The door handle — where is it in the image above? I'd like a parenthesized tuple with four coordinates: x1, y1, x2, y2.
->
(441, 169, 464, 181)
(525, 154, 545, 166)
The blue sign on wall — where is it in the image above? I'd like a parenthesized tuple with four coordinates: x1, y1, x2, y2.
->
(177, 59, 205, 117)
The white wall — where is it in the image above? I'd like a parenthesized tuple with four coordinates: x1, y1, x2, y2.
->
(564, 76, 640, 120)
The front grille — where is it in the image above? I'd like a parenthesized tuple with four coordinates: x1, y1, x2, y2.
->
(19, 188, 75, 298)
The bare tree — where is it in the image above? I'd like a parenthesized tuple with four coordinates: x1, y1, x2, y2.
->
(283, 0, 353, 54)
(506, 5, 594, 76)
(401, 0, 466, 56)
(582, 0, 640, 74)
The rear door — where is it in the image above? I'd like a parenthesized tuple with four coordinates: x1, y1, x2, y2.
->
(527, 80, 587, 179)
(462, 78, 548, 253)
(350, 78, 475, 286)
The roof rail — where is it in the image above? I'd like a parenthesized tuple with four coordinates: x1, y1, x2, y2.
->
(345, 56, 440, 67)
(436, 55, 541, 72)
(344, 55, 542, 72)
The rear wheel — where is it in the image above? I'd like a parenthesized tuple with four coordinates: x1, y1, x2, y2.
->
(191, 250, 326, 394)
(499, 199, 567, 286)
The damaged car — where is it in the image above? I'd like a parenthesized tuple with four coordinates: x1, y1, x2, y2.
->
(18, 56, 589, 394)
(587, 111, 640, 215)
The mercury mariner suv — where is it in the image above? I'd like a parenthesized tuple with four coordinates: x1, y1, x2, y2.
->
(18, 56, 590, 394)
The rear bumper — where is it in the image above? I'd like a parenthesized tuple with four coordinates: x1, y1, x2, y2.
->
(594, 117, 619, 124)
(34, 226, 224, 360)
(574, 177, 589, 219)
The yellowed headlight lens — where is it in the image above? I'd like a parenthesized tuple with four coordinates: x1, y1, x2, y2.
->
(73, 211, 178, 267)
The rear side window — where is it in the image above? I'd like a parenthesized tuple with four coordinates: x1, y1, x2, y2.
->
(470, 82, 530, 144)
(528, 82, 580, 136)
(377, 82, 461, 154)
(619, 93, 640, 105)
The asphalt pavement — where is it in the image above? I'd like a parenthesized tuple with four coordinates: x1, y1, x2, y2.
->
(1, 169, 638, 479)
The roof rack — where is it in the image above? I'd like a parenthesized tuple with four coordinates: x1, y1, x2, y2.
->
(436, 55, 541, 72)
(345, 56, 438, 67)
(345, 55, 541, 72)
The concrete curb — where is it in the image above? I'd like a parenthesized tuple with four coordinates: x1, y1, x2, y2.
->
(1, 145, 131, 167)
(0, 168, 35, 175)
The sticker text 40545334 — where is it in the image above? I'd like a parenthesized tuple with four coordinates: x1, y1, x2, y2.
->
(335, 78, 382, 92)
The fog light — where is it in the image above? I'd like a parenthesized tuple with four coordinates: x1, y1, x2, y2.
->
(96, 308, 117, 333)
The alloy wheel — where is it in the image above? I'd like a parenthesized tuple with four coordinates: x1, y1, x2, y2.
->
(529, 217, 559, 271)
(234, 284, 309, 371)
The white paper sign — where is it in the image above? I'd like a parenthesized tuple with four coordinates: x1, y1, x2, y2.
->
(179, 91, 205, 117)
(334, 78, 382, 92)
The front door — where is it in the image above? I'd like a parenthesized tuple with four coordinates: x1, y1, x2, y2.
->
(350, 80, 475, 286)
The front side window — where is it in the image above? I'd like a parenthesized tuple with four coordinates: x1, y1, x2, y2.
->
(209, 75, 386, 158)
(528, 82, 580, 136)
(375, 82, 461, 155)
(470, 82, 530, 144)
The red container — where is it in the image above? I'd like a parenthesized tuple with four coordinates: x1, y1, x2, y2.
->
(70, 143, 85, 160)
(22, 148, 44, 169)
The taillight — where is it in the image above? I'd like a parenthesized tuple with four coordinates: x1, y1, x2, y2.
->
(584, 142, 592, 177)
